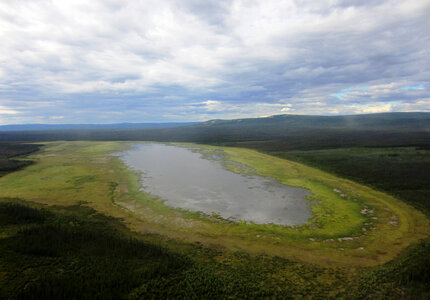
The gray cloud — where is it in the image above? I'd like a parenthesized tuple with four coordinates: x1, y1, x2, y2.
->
(0, 0, 429, 124)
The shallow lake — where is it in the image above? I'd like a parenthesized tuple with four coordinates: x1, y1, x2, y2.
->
(120, 143, 312, 225)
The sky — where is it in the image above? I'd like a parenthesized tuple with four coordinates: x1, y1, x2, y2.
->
(0, 0, 429, 124)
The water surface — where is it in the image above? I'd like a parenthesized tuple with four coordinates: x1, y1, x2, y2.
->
(120, 143, 312, 225)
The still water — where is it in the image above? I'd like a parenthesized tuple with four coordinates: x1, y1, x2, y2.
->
(120, 143, 312, 225)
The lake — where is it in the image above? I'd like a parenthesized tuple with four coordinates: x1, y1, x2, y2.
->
(120, 143, 312, 226)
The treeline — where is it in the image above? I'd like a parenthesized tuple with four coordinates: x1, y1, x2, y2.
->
(270, 148, 430, 214)
(1, 113, 429, 150)
(0, 143, 41, 174)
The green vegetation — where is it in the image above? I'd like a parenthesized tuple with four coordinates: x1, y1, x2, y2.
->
(188, 144, 429, 264)
(0, 143, 40, 177)
(0, 142, 427, 265)
(268, 147, 430, 214)
(353, 238, 430, 299)
(2, 200, 429, 299)
(0, 201, 189, 299)
(0, 199, 356, 299)
(1, 141, 430, 298)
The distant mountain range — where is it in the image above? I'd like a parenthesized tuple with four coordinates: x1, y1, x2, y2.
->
(2, 112, 428, 132)
(0, 122, 197, 131)
(0, 112, 429, 150)
(199, 112, 430, 131)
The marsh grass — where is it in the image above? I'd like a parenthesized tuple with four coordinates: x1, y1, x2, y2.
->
(0, 141, 428, 267)
(271, 147, 430, 214)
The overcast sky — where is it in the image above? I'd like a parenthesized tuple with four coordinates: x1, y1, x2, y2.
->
(0, 0, 429, 124)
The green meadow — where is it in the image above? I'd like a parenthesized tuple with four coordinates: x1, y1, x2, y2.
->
(270, 147, 430, 213)
(1, 141, 429, 298)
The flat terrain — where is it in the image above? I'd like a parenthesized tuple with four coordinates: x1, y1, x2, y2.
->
(1, 141, 429, 298)
(269, 147, 430, 214)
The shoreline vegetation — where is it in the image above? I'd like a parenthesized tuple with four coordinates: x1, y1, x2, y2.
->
(1, 141, 429, 298)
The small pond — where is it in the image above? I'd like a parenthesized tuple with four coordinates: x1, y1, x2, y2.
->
(120, 143, 312, 225)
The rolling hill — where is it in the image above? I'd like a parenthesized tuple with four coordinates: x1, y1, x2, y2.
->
(0, 112, 429, 150)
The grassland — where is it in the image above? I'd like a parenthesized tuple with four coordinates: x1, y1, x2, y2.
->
(269, 147, 430, 214)
(0, 141, 428, 265)
(1, 141, 429, 298)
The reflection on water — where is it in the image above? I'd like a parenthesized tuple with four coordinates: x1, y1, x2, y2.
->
(120, 143, 312, 226)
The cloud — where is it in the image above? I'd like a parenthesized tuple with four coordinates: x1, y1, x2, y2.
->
(400, 98, 430, 112)
(0, 105, 20, 115)
(0, 0, 429, 123)
(402, 85, 425, 90)
(168, 100, 295, 120)
(355, 103, 393, 114)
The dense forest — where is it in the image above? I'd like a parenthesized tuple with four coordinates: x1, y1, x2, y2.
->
(0, 143, 41, 176)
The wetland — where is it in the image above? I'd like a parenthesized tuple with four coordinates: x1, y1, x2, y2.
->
(120, 143, 312, 225)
